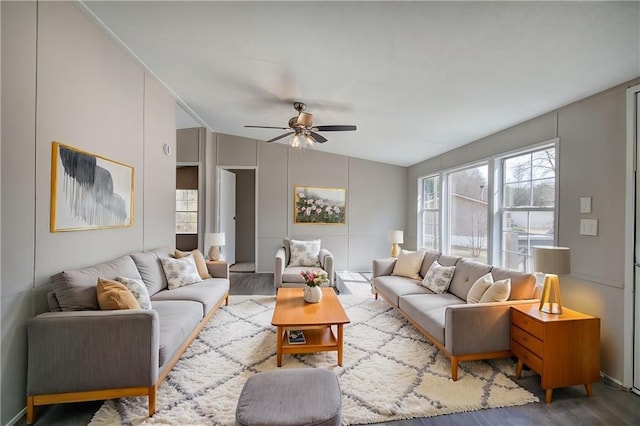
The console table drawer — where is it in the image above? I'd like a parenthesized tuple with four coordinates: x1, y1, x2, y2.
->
(511, 326, 543, 357)
(511, 341, 543, 374)
(512, 309, 543, 339)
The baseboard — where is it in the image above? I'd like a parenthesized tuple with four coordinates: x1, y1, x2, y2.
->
(600, 372, 630, 391)
(6, 407, 26, 426)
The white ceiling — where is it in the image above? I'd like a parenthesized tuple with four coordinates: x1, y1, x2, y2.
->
(82, 1, 640, 167)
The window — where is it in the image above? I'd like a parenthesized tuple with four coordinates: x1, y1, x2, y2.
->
(446, 164, 489, 263)
(418, 175, 440, 250)
(500, 146, 556, 272)
(176, 189, 198, 234)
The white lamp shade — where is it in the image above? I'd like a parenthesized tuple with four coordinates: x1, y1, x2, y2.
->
(387, 230, 404, 244)
(533, 246, 570, 274)
(205, 232, 226, 248)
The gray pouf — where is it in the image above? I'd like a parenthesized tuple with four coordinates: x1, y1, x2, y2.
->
(235, 368, 342, 426)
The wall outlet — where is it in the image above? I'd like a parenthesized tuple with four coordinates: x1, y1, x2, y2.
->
(580, 219, 598, 236)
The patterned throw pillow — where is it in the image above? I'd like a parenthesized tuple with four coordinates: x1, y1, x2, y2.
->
(117, 276, 152, 309)
(288, 239, 321, 267)
(161, 256, 203, 290)
(421, 260, 456, 294)
(175, 249, 212, 279)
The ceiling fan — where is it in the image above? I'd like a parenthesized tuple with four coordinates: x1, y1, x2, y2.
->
(245, 102, 356, 148)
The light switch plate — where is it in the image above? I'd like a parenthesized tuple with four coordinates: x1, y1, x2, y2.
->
(580, 219, 598, 236)
(580, 197, 592, 213)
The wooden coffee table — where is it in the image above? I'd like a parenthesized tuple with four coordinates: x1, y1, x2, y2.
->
(271, 287, 350, 367)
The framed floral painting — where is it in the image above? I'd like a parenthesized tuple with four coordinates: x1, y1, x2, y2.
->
(294, 186, 346, 224)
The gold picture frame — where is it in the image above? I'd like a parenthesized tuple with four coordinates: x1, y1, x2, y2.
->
(50, 142, 134, 232)
(294, 186, 346, 224)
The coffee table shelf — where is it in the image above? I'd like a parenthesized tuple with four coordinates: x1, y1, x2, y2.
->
(281, 327, 337, 354)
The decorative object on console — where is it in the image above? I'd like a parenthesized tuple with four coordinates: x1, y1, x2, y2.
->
(387, 230, 404, 257)
(533, 246, 571, 314)
(50, 141, 134, 232)
(294, 186, 346, 224)
(301, 270, 329, 303)
(205, 232, 225, 261)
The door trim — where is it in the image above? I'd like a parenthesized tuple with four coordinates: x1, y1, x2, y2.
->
(625, 83, 640, 390)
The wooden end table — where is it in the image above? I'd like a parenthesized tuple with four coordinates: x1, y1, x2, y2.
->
(511, 303, 600, 403)
(271, 287, 350, 367)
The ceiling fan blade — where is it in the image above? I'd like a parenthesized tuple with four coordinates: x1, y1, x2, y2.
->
(245, 125, 290, 130)
(266, 132, 294, 143)
(309, 131, 328, 143)
(314, 125, 357, 132)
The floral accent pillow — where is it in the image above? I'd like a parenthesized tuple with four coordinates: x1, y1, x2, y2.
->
(288, 239, 321, 267)
(117, 276, 152, 309)
(161, 256, 202, 290)
(421, 261, 456, 294)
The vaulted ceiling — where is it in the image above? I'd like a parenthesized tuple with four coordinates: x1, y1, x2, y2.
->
(83, 1, 640, 166)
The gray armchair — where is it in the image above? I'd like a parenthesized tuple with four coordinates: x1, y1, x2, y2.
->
(274, 238, 334, 288)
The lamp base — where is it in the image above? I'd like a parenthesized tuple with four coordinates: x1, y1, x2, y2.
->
(539, 274, 563, 315)
(390, 243, 400, 258)
(208, 246, 221, 261)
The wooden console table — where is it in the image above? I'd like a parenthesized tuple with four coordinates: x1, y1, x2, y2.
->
(511, 303, 600, 403)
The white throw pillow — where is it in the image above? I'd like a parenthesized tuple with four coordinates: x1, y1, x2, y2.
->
(288, 239, 321, 267)
(161, 256, 202, 290)
(117, 276, 152, 310)
(391, 250, 426, 280)
(421, 260, 456, 294)
(466, 272, 494, 304)
(479, 278, 511, 303)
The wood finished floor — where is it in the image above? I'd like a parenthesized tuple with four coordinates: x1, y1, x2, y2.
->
(20, 272, 640, 425)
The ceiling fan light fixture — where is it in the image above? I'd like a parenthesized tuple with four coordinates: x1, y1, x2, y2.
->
(290, 133, 303, 149)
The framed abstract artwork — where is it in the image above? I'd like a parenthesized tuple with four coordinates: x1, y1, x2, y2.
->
(294, 186, 346, 224)
(50, 142, 134, 232)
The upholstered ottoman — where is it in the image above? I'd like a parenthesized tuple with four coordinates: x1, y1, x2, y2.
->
(235, 368, 342, 426)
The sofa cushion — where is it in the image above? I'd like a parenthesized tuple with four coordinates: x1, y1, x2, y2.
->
(448, 259, 493, 301)
(421, 261, 456, 294)
(373, 275, 430, 307)
(288, 239, 321, 267)
(151, 278, 230, 315)
(96, 278, 140, 310)
(398, 295, 464, 345)
(117, 276, 152, 310)
(283, 266, 308, 284)
(419, 250, 441, 278)
(436, 254, 460, 267)
(51, 255, 142, 311)
(491, 267, 536, 300)
(161, 256, 203, 290)
(392, 250, 426, 279)
(175, 249, 212, 279)
(130, 247, 173, 296)
(479, 278, 511, 303)
(152, 300, 203, 368)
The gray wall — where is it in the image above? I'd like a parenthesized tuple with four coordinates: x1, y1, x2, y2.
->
(0, 2, 176, 423)
(408, 78, 640, 383)
(206, 133, 407, 272)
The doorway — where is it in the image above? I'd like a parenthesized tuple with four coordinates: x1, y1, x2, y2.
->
(217, 167, 257, 271)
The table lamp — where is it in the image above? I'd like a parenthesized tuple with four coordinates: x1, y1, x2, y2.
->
(533, 246, 571, 314)
(387, 230, 404, 257)
(205, 232, 226, 261)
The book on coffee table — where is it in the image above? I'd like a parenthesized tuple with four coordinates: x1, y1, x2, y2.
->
(287, 330, 306, 345)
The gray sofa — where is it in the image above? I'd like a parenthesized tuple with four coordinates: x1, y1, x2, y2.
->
(274, 238, 335, 288)
(373, 250, 537, 381)
(26, 247, 230, 424)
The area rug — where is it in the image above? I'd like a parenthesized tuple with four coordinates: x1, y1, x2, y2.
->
(90, 295, 537, 425)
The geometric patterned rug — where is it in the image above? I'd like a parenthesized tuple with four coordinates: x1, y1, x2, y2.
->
(90, 295, 538, 425)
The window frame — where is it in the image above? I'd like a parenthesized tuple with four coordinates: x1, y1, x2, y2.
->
(417, 174, 441, 251)
(175, 188, 199, 234)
